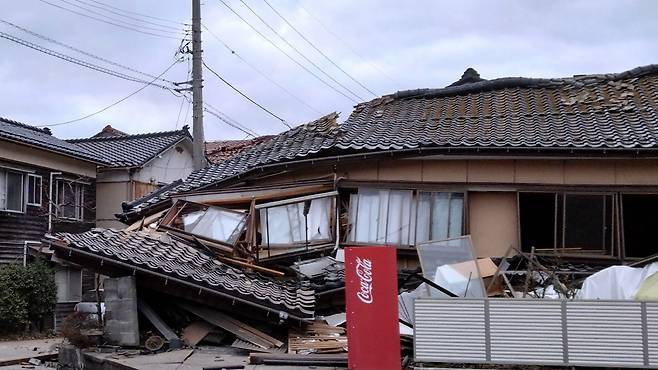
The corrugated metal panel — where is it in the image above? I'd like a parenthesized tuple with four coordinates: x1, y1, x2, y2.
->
(567, 301, 644, 367)
(647, 302, 658, 365)
(414, 299, 486, 363)
(414, 298, 657, 368)
(489, 299, 563, 364)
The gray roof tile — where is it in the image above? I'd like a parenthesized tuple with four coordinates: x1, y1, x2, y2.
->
(0, 117, 106, 163)
(68, 128, 191, 167)
(51, 228, 315, 318)
(123, 64, 658, 214)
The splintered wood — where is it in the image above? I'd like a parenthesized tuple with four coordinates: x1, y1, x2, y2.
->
(288, 321, 347, 354)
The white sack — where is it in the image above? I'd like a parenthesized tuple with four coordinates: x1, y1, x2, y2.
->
(577, 262, 658, 300)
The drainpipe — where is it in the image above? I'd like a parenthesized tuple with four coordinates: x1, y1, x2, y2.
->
(23, 241, 41, 267)
(48, 172, 62, 233)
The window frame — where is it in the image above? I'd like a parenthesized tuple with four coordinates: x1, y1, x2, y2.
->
(26, 174, 42, 206)
(347, 187, 466, 248)
(0, 169, 25, 213)
(55, 179, 85, 221)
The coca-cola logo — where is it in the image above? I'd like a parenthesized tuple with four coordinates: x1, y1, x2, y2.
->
(355, 257, 373, 304)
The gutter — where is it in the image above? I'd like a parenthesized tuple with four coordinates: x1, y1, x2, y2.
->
(48, 240, 311, 322)
(121, 143, 658, 220)
(0, 137, 110, 166)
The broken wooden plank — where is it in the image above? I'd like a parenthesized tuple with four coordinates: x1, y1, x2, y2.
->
(179, 303, 283, 349)
(137, 298, 182, 349)
(216, 256, 285, 277)
(181, 321, 215, 346)
(248, 352, 347, 366)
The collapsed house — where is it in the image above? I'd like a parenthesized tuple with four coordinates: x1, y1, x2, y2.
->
(45, 64, 658, 367)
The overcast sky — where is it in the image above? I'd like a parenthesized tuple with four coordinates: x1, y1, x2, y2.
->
(2, 0, 657, 141)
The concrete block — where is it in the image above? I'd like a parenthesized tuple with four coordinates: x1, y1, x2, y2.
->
(103, 276, 140, 346)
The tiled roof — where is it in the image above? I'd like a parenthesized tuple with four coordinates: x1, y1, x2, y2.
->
(0, 117, 106, 164)
(121, 113, 339, 215)
(205, 136, 275, 164)
(340, 64, 658, 151)
(123, 64, 658, 214)
(91, 125, 128, 138)
(68, 127, 191, 168)
(50, 228, 315, 319)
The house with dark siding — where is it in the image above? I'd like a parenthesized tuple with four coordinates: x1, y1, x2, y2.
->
(0, 117, 108, 326)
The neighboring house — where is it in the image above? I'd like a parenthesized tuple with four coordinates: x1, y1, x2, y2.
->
(118, 64, 658, 264)
(0, 117, 107, 327)
(68, 125, 194, 228)
(205, 136, 274, 164)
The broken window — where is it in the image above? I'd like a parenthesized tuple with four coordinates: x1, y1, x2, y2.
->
(160, 200, 248, 247)
(348, 188, 464, 246)
(519, 192, 614, 255)
(417, 236, 486, 298)
(258, 196, 333, 246)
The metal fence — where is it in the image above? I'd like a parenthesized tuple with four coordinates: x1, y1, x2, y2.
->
(414, 298, 658, 368)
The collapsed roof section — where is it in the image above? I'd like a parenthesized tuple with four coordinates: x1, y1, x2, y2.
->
(47, 228, 316, 319)
(120, 64, 658, 218)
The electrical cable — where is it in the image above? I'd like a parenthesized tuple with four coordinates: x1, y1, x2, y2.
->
(0, 19, 177, 85)
(203, 101, 260, 137)
(203, 60, 292, 129)
(42, 59, 183, 127)
(216, 0, 358, 103)
(54, 0, 187, 35)
(69, 0, 188, 31)
(297, 2, 402, 87)
(87, 0, 189, 26)
(201, 23, 322, 114)
(237, 0, 364, 101)
(0, 31, 176, 89)
(204, 108, 257, 138)
(262, 0, 378, 97)
(39, 0, 187, 40)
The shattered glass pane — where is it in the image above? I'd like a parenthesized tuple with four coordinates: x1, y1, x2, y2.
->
(184, 207, 247, 245)
(260, 197, 333, 245)
(417, 236, 486, 298)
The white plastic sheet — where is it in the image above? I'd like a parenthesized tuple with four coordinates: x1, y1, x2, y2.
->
(577, 262, 658, 300)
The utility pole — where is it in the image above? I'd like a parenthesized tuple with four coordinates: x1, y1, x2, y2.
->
(191, 0, 205, 170)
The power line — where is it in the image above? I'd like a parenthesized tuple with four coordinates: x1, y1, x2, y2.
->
(216, 0, 358, 104)
(201, 23, 322, 115)
(262, 0, 378, 98)
(39, 0, 186, 40)
(236, 0, 364, 101)
(55, 0, 187, 35)
(297, 2, 402, 88)
(204, 108, 257, 138)
(69, 0, 187, 31)
(204, 101, 260, 137)
(203, 60, 292, 129)
(87, 0, 189, 26)
(0, 19, 177, 85)
(42, 59, 183, 127)
(0, 31, 175, 89)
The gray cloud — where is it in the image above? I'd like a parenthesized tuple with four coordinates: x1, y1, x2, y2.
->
(2, 0, 657, 140)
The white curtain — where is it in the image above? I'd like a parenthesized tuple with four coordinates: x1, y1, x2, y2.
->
(260, 197, 332, 245)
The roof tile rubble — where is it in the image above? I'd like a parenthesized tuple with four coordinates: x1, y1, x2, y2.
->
(51, 228, 316, 319)
(68, 126, 191, 168)
(205, 136, 275, 164)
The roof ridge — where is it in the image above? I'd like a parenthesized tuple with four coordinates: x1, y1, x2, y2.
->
(0, 116, 51, 135)
(385, 63, 658, 101)
(68, 125, 191, 143)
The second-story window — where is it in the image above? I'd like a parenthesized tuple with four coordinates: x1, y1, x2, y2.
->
(55, 180, 84, 220)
